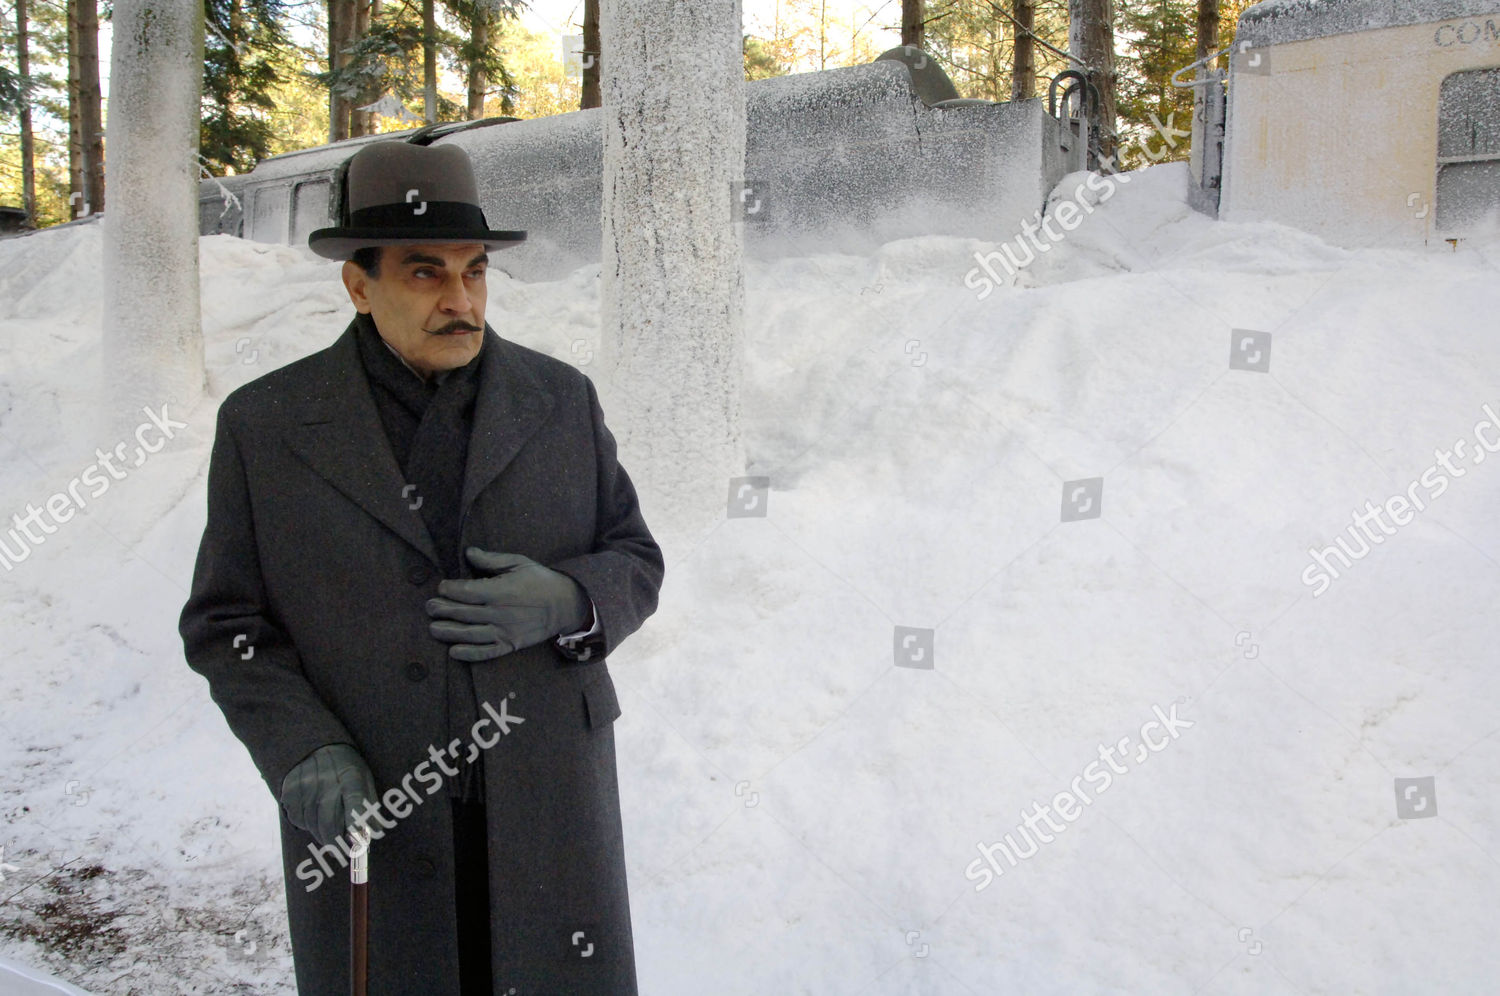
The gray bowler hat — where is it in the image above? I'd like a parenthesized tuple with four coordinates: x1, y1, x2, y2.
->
(307, 141, 525, 260)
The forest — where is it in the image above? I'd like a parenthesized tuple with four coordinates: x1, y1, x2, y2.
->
(0, 0, 1257, 230)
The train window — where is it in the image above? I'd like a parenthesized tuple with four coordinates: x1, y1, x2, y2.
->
(248, 182, 291, 244)
(1435, 67, 1500, 232)
(198, 196, 238, 236)
(292, 179, 332, 245)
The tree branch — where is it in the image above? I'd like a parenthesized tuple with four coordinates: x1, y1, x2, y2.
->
(980, 0, 1082, 68)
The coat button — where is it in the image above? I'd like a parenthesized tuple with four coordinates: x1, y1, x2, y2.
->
(405, 662, 428, 682)
(416, 857, 436, 879)
(406, 564, 431, 585)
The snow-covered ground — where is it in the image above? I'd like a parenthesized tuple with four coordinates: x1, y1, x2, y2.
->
(2, 162, 1498, 994)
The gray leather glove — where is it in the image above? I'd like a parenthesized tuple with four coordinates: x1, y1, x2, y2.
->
(279, 743, 378, 847)
(426, 547, 590, 662)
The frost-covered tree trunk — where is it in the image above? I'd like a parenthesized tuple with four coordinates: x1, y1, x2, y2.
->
(101, 0, 205, 435)
(599, 0, 746, 548)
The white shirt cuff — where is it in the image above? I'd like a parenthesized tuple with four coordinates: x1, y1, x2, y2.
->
(556, 599, 601, 644)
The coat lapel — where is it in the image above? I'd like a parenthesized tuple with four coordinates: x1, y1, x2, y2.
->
(285, 318, 554, 569)
(461, 324, 556, 529)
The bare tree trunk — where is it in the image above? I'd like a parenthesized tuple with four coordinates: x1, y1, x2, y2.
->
(328, 0, 354, 141)
(1189, 0, 1224, 208)
(76, 0, 105, 214)
(351, 0, 379, 136)
(326, 0, 339, 141)
(600, 0, 746, 549)
(466, 8, 488, 119)
(17, 0, 35, 225)
(67, 0, 82, 215)
(1196, 0, 1219, 60)
(102, 0, 205, 434)
(1012, 0, 1035, 101)
(1068, 0, 1117, 162)
(422, 0, 437, 123)
(581, 0, 600, 110)
(901, 0, 923, 49)
(818, 0, 826, 69)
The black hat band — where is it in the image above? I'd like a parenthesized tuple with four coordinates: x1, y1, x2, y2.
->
(347, 200, 491, 231)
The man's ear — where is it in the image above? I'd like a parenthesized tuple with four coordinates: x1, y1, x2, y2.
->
(342, 259, 374, 314)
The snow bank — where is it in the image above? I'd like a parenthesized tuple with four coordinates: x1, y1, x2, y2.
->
(2, 162, 1498, 993)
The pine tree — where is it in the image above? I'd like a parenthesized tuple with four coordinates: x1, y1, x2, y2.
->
(921, 0, 1073, 104)
(201, 0, 292, 174)
(318, 0, 521, 128)
(447, 0, 521, 119)
(1, 0, 75, 224)
(743, 35, 788, 80)
(1116, 0, 1195, 160)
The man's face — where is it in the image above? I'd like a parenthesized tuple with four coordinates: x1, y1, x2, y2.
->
(341, 242, 489, 378)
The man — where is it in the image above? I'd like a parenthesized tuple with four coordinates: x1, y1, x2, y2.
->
(178, 140, 664, 995)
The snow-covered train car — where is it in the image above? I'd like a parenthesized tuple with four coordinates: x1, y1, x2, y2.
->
(200, 52, 1087, 282)
(1222, 0, 1500, 244)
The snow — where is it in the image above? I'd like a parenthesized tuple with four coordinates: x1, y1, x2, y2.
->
(0, 954, 93, 994)
(2, 161, 1499, 993)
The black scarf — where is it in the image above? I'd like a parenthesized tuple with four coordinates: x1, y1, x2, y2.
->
(353, 311, 482, 579)
(353, 311, 486, 802)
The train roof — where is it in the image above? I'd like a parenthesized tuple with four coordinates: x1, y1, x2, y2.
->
(213, 57, 993, 188)
(241, 128, 423, 182)
(1238, 0, 1500, 46)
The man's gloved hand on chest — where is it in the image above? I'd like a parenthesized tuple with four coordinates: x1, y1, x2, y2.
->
(425, 547, 591, 662)
(279, 743, 379, 847)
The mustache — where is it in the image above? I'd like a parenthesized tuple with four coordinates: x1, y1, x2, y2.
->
(423, 320, 483, 335)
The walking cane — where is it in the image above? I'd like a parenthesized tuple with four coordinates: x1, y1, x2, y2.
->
(350, 824, 371, 996)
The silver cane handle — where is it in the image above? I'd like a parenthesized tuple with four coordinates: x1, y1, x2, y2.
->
(349, 825, 370, 884)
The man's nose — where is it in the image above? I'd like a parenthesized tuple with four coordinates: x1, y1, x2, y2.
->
(436, 271, 470, 312)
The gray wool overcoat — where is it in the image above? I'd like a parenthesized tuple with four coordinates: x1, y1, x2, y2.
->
(178, 315, 663, 995)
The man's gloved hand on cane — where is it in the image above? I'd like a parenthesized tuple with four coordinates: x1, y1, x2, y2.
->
(425, 547, 591, 661)
(279, 743, 379, 848)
